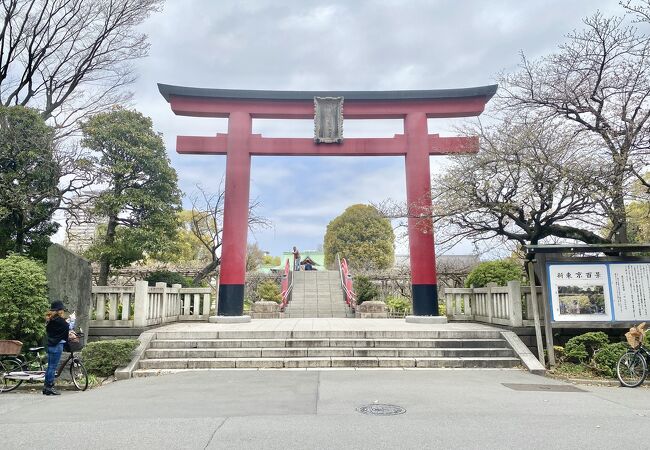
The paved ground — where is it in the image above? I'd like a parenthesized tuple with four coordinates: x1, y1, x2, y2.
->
(0, 369, 645, 449)
(152, 318, 501, 333)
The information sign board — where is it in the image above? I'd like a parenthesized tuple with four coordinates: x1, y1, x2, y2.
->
(547, 262, 650, 322)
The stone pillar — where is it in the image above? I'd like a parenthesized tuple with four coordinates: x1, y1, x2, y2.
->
(507, 280, 523, 327)
(404, 113, 438, 316)
(217, 111, 252, 316)
(133, 280, 149, 328)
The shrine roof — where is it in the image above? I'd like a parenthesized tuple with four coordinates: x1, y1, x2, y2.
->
(158, 83, 498, 102)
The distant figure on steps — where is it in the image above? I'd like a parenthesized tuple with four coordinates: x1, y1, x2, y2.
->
(292, 246, 301, 271)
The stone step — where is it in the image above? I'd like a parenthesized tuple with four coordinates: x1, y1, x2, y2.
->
(150, 338, 509, 349)
(288, 269, 344, 318)
(145, 347, 514, 359)
(154, 330, 504, 340)
(137, 356, 520, 370)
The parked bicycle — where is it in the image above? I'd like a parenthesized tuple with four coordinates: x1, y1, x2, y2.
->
(617, 323, 649, 388)
(0, 338, 88, 393)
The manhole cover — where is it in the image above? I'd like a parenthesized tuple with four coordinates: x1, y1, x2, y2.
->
(356, 404, 406, 416)
(502, 383, 585, 392)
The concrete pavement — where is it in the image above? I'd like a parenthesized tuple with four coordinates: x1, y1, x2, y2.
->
(0, 369, 645, 449)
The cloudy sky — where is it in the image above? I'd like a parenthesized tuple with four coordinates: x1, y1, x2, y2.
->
(126, 0, 621, 258)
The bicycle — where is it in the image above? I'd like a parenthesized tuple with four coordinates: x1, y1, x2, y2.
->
(0, 339, 88, 393)
(617, 344, 650, 388)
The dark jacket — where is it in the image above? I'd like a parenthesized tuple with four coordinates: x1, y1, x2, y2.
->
(46, 315, 69, 347)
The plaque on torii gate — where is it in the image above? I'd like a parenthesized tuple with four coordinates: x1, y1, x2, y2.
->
(159, 84, 497, 319)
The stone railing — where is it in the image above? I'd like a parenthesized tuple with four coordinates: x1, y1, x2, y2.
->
(444, 281, 544, 327)
(90, 281, 212, 328)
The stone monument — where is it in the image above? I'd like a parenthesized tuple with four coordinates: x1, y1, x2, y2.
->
(47, 244, 92, 343)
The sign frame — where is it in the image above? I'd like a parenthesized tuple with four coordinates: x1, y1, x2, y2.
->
(544, 256, 650, 324)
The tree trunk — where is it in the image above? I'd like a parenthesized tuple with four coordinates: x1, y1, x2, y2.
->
(611, 192, 629, 243)
(97, 216, 118, 286)
(192, 259, 220, 285)
(14, 212, 24, 254)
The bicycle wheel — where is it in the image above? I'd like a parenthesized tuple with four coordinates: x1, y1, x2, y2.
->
(0, 357, 23, 392)
(70, 358, 88, 391)
(617, 351, 647, 387)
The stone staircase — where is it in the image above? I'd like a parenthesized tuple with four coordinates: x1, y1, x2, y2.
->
(284, 270, 352, 318)
(133, 327, 521, 376)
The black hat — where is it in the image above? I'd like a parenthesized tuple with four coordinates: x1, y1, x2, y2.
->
(49, 300, 65, 311)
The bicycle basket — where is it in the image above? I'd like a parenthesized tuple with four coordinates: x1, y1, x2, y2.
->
(64, 332, 84, 352)
(0, 340, 23, 356)
(625, 322, 646, 348)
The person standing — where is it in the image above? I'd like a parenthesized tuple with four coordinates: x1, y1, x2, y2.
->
(292, 246, 301, 271)
(43, 301, 68, 396)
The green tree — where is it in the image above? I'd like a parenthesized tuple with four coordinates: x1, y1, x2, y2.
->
(353, 275, 380, 305)
(0, 106, 59, 259)
(81, 108, 182, 285)
(145, 270, 195, 288)
(628, 201, 650, 243)
(150, 210, 212, 264)
(263, 255, 281, 266)
(256, 280, 282, 303)
(465, 260, 524, 288)
(324, 204, 395, 270)
(0, 255, 49, 346)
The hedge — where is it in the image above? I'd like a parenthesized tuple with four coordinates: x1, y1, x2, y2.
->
(81, 339, 139, 377)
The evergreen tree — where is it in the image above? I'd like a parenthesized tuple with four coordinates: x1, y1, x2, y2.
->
(324, 204, 394, 270)
(0, 106, 59, 259)
(81, 108, 182, 285)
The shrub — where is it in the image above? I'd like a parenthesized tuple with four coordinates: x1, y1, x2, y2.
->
(256, 280, 282, 303)
(81, 339, 139, 377)
(386, 296, 411, 314)
(145, 270, 194, 287)
(353, 276, 380, 305)
(0, 255, 49, 346)
(465, 259, 524, 288)
(593, 342, 628, 378)
(563, 332, 610, 363)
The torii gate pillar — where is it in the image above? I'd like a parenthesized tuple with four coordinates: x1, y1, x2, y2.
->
(159, 84, 497, 317)
(217, 111, 252, 314)
(405, 112, 438, 315)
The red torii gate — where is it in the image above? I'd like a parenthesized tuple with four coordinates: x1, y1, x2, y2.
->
(159, 84, 496, 318)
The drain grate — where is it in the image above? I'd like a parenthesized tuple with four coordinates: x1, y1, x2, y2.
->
(357, 404, 406, 416)
(502, 383, 585, 392)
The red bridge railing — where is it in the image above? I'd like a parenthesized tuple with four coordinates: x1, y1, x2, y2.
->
(280, 258, 293, 312)
(337, 254, 356, 311)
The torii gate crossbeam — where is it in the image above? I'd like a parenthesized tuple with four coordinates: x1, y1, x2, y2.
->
(159, 84, 497, 317)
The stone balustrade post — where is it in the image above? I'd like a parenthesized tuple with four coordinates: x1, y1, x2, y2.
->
(156, 282, 167, 322)
(486, 282, 496, 324)
(444, 290, 453, 319)
(133, 280, 149, 328)
(507, 280, 523, 327)
(171, 284, 182, 319)
(202, 293, 211, 316)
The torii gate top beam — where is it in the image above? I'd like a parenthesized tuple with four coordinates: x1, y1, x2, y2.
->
(158, 83, 496, 156)
(158, 83, 497, 119)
